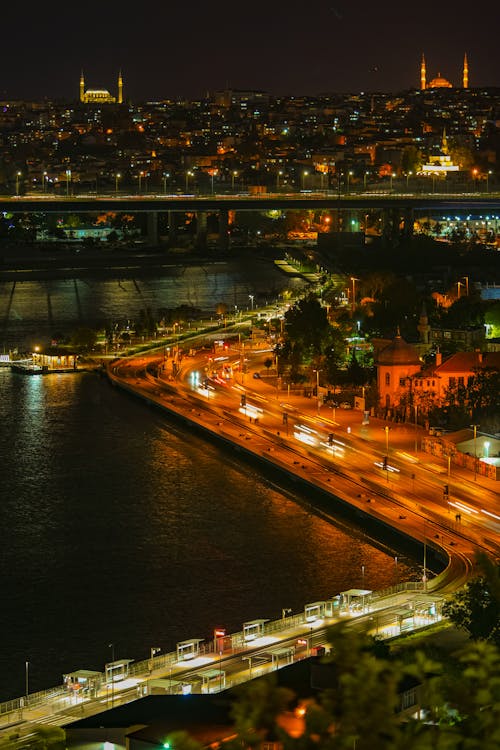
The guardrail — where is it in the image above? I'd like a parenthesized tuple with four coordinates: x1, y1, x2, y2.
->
(0, 581, 431, 731)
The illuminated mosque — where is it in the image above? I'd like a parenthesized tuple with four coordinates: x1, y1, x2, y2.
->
(79, 71, 123, 104)
(420, 53, 468, 89)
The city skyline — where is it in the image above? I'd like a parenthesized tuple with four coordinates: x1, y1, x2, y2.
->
(2, 0, 499, 101)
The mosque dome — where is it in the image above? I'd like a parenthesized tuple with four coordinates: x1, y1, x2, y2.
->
(377, 335, 421, 366)
(428, 73, 453, 88)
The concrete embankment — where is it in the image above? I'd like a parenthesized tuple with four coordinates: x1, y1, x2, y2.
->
(106, 364, 459, 589)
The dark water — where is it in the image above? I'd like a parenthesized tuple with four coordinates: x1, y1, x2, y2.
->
(0, 256, 304, 351)
(0, 259, 421, 703)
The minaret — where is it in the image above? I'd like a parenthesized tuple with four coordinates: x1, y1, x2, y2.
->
(79, 70, 85, 103)
(442, 127, 448, 155)
(417, 302, 430, 345)
(117, 70, 123, 104)
(420, 54, 426, 90)
(463, 53, 469, 88)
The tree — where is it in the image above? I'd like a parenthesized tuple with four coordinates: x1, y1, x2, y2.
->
(284, 293, 331, 357)
(264, 357, 274, 374)
(228, 673, 295, 747)
(70, 326, 97, 351)
(442, 552, 500, 646)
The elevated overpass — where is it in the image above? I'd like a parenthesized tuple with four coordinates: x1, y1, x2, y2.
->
(2, 191, 499, 250)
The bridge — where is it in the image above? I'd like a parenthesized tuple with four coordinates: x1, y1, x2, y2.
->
(2, 190, 500, 214)
(3, 190, 499, 251)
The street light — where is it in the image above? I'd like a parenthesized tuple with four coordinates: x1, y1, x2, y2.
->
(115, 173, 121, 195)
(150, 646, 161, 671)
(390, 172, 395, 191)
(276, 170, 283, 189)
(363, 171, 369, 190)
(65, 169, 71, 196)
(406, 171, 412, 189)
(185, 170, 193, 192)
(462, 275, 469, 296)
(301, 170, 309, 190)
(350, 276, 359, 316)
(313, 368, 322, 414)
(15, 171, 22, 195)
(248, 294, 254, 310)
(25, 660, 29, 705)
(471, 423, 479, 481)
(347, 170, 353, 194)
(162, 172, 170, 194)
(231, 171, 238, 191)
(138, 171, 144, 194)
(42, 171, 48, 193)
(210, 169, 217, 194)
(108, 643, 115, 707)
(486, 170, 492, 193)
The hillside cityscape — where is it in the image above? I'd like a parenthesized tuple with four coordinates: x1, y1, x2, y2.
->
(1, 59, 500, 750)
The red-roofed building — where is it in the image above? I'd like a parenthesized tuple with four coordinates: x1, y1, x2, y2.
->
(376, 335, 500, 418)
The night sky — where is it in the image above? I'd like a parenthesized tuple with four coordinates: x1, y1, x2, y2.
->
(2, 0, 499, 101)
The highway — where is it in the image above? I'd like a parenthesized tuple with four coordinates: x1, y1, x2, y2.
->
(1, 330, 496, 745)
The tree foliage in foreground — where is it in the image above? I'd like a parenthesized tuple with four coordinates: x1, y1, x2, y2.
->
(220, 616, 500, 750)
(442, 551, 500, 646)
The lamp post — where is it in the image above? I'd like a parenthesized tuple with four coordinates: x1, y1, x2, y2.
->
(25, 661, 29, 705)
(15, 171, 22, 195)
(276, 170, 283, 190)
(472, 168, 478, 191)
(363, 171, 369, 190)
(347, 170, 353, 194)
(384, 426, 390, 480)
(471, 423, 479, 481)
(423, 520, 427, 591)
(138, 171, 144, 194)
(185, 170, 193, 192)
(462, 275, 469, 296)
(211, 169, 217, 194)
(108, 643, 115, 707)
(65, 169, 71, 196)
(231, 170, 238, 191)
(313, 368, 322, 414)
(162, 172, 170, 194)
(350, 276, 359, 316)
(115, 173, 121, 195)
(406, 171, 412, 190)
(487, 170, 492, 193)
(43, 171, 48, 193)
(248, 294, 254, 310)
(390, 172, 395, 191)
(301, 170, 309, 190)
(150, 646, 161, 672)
(414, 404, 418, 454)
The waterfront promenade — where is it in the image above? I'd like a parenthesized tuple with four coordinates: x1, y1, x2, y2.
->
(0, 581, 445, 745)
(1, 318, 497, 745)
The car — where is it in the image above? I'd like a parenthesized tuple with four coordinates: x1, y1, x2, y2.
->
(252, 372, 261, 379)
(340, 401, 352, 409)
